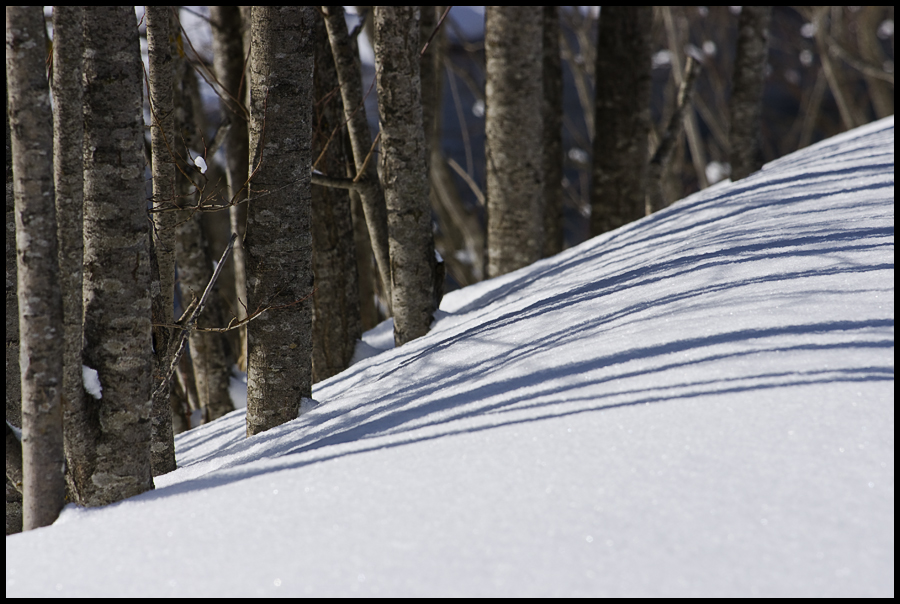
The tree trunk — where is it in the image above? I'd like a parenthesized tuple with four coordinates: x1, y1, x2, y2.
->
(145, 5, 177, 475)
(245, 6, 315, 436)
(589, 6, 652, 237)
(76, 6, 154, 506)
(7, 5, 67, 529)
(49, 6, 88, 493)
(312, 13, 362, 382)
(485, 7, 545, 278)
(209, 6, 250, 371)
(322, 6, 393, 311)
(6, 69, 23, 535)
(542, 6, 564, 258)
(374, 7, 438, 346)
(728, 6, 772, 181)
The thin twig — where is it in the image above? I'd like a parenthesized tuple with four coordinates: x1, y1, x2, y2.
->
(420, 6, 453, 57)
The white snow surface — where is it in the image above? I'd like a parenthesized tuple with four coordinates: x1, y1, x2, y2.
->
(6, 117, 894, 597)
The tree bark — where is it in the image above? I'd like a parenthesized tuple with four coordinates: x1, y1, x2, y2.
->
(6, 5, 67, 529)
(245, 6, 315, 435)
(542, 6, 564, 258)
(485, 7, 544, 278)
(589, 6, 652, 237)
(322, 6, 393, 311)
(728, 6, 772, 181)
(312, 13, 362, 382)
(145, 5, 177, 475)
(77, 6, 154, 506)
(6, 69, 23, 535)
(374, 7, 438, 346)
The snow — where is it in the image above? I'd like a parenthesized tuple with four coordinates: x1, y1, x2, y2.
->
(81, 365, 102, 400)
(6, 117, 894, 597)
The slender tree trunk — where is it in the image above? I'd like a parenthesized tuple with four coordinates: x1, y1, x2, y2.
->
(245, 6, 315, 436)
(485, 6, 544, 278)
(542, 6, 564, 258)
(50, 6, 87, 492)
(728, 6, 772, 181)
(7, 5, 66, 529)
(145, 5, 177, 475)
(312, 13, 362, 381)
(374, 7, 438, 345)
(6, 70, 23, 535)
(589, 6, 652, 237)
(76, 6, 154, 506)
(322, 6, 393, 311)
(210, 5, 250, 371)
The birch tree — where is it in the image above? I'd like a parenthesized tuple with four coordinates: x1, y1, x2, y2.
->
(374, 6, 439, 345)
(728, 6, 772, 181)
(6, 5, 66, 529)
(245, 6, 315, 435)
(484, 6, 544, 278)
(75, 6, 154, 505)
(589, 6, 652, 237)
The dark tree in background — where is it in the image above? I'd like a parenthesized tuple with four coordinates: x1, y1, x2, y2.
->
(245, 6, 315, 436)
(728, 6, 773, 181)
(484, 6, 545, 278)
(589, 6, 653, 237)
(323, 6, 394, 312)
(311, 13, 362, 381)
(6, 5, 66, 530)
(542, 6, 564, 258)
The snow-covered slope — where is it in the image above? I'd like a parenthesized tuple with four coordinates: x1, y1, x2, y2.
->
(6, 117, 894, 597)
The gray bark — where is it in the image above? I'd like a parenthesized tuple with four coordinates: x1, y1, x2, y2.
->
(245, 6, 315, 436)
(209, 5, 250, 370)
(374, 6, 438, 346)
(542, 6, 564, 257)
(77, 6, 154, 506)
(312, 14, 362, 382)
(728, 6, 772, 181)
(6, 5, 67, 529)
(589, 6, 652, 237)
(485, 6, 544, 278)
(6, 69, 23, 535)
(145, 5, 177, 475)
(322, 6, 393, 311)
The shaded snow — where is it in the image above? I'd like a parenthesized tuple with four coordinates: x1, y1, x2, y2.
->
(5, 117, 894, 597)
(81, 366, 102, 400)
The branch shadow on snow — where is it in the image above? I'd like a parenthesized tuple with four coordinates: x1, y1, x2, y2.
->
(140, 120, 894, 503)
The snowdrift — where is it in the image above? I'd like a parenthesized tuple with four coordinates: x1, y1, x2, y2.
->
(6, 117, 894, 597)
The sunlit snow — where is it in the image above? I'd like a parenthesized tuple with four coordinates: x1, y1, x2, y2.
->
(5, 117, 893, 597)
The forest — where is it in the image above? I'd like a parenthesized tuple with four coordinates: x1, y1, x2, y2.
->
(5, 5, 894, 540)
